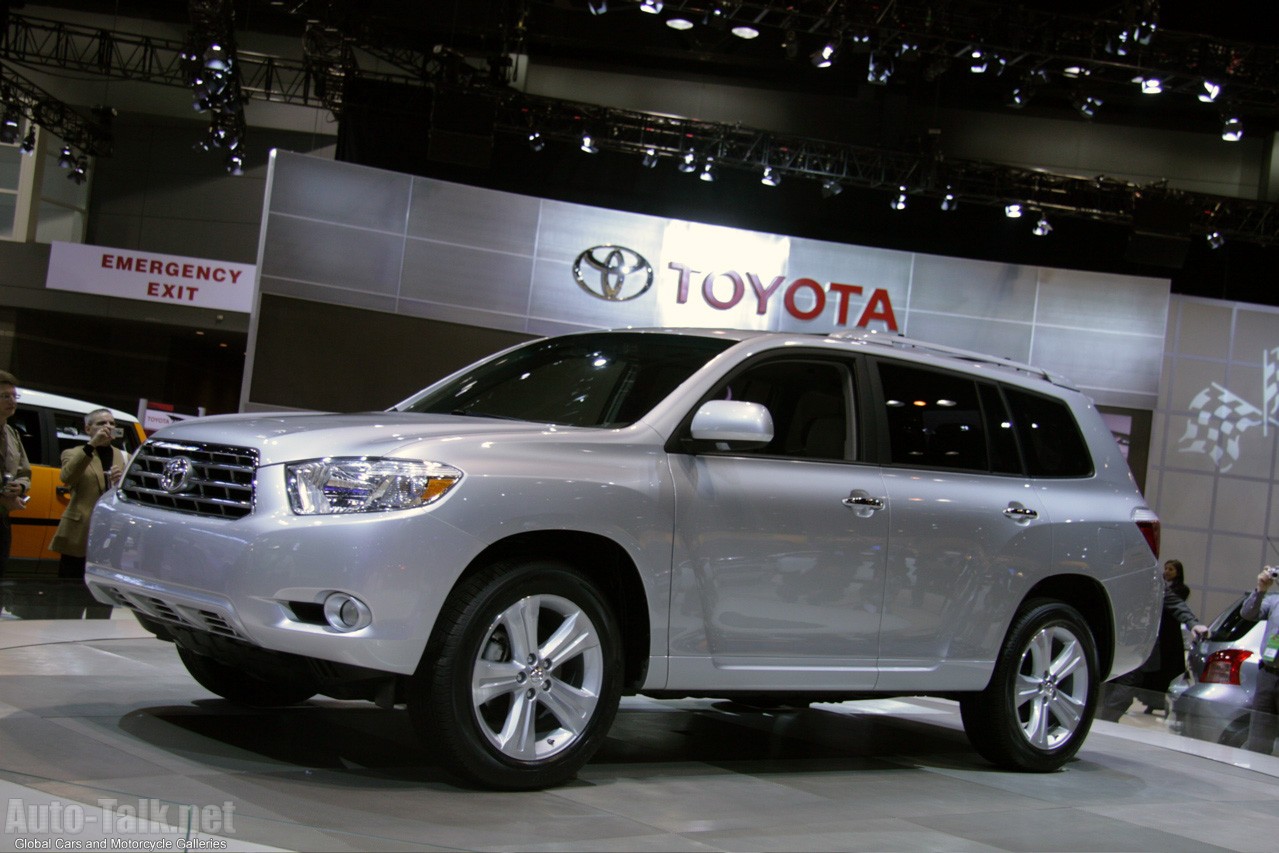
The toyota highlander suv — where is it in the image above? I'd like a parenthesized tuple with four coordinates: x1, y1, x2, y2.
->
(84, 328, 1163, 789)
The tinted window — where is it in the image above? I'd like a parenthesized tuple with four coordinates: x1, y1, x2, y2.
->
(1209, 597, 1259, 643)
(703, 359, 852, 460)
(8, 407, 45, 465)
(981, 383, 1022, 475)
(402, 333, 732, 427)
(877, 362, 987, 471)
(1004, 388, 1092, 477)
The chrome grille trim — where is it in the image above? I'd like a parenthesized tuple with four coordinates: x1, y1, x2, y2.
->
(119, 440, 258, 518)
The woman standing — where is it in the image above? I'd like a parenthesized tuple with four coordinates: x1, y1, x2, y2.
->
(1144, 559, 1194, 712)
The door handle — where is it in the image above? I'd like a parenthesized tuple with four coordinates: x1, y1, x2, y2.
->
(1003, 503, 1038, 522)
(842, 490, 884, 518)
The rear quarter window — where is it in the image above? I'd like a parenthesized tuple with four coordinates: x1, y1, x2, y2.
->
(1003, 388, 1093, 477)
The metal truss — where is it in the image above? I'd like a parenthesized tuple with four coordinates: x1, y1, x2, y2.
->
(0, 60, 113, 155)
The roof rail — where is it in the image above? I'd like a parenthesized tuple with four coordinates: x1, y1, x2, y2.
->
(826, 330, 1076, 388)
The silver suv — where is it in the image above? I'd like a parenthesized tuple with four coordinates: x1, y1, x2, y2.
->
(85, 329, 1163, 789)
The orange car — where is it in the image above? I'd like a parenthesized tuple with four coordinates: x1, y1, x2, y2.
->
(4, 389, 146, 576)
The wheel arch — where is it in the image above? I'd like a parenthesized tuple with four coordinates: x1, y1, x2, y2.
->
(1020, 574, 1115, 679)
(462, 530, 651, 692)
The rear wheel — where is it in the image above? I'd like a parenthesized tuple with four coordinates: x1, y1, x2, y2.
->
(175, 645, 316, 707)
(410, 559, 622, 790)
(961, 600, 1098, 771)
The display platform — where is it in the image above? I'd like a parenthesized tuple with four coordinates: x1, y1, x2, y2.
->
(3, 610, 1279, 852)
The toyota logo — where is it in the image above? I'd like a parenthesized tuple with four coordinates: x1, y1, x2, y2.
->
(572, 245, 654, 302)
(160, 457, 196, 494)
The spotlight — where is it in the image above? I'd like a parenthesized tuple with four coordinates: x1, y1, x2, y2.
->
(761, 166, 780, 187)
(1062, 65, 1089, 78)
(1072, 94, 1102, 118)
(811, 42, 837, 68)
(20, 127, 36, 155)
(642, 147, 659, 168)
(820, 178, 843, 198)
(1198, 80, 1222, 103)
(666, 17, 694, 30)
(677, 150, 697, 173)
(639, 0, 663, 12)
(699, 160, 716, 182)
(67, 156, 87, 185)
(731, 25, 760, 39)
(587, 0, 607, 14)
(890, 186, 908, 211)
(867, 52, 893, 85)
(1221, 116, 1243, 141)
(1137, 76, 1163, 94)
(1033, 215, 1052, 236)
(969, 49, 988, 74)
(781, 30, 797, 60)
(58, 146, 74, 169)
(0, 113, 18, 145)
(580, 132, 598, 154)
(1004, 203, 1023, 219)
(1207, 231, 1225, 249)
(226, 152, 244, 176)
(203, 44, 231, 73)
(1007, 87, 1029, 108)
(940, 190, 958, 212)
(528, 131, 545, 152)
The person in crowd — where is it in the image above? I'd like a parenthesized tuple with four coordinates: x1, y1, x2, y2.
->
(1241, 566, 1279, 754)
(1143, 559, 1195, 712)
(48, 407, 124, 618)
(0, 370, 33, 579)
(1097, 581, 1208, 722)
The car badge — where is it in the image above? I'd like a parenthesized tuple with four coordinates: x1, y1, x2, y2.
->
(572, 245, 654, 302)
(160, 456, 196, 494)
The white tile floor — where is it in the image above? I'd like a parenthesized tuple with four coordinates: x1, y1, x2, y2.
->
(4, 610, 1279, 852)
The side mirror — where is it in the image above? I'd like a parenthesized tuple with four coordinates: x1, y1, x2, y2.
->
(688, 400, 773, 449)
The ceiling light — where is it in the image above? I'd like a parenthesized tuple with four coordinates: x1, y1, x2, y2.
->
(639, 0, 663, 12)
(940, 190, 958, 212)
(528, 131, 545, 152)
(1199, 80, 1222, 103)
(587, 0, 607, 14)
(58, 146, 74, 169)
(1138, 76, 1163, 94)
(20, 127, 36, 155)
(731, 25, 760, 39)
(677, 150, 697, 173)
(820, 178, 843, 198)
(969, 49, 988, 74)
(666, 17, 694, 30)
(641, 147, 659, 168)
(811, 42, 837, 68)
(890, 185, 908, 211)
(1221, 116, 1243, 142)
(699, 159, 716, 182)
(580, 132, 598, 154)
(226, 152, 244, 176)
(1207, 231, 1225, 249)
(867, 52, 892, 85)
(1033, 215, 1052, 236)
(1072, 94, 1102, 118)
(0, 113, 18, 145)
(68, 156, 88, 184)
(1062, 65, 1090, 78)
(761, 166, 780, 187)
(1004, 203, 1023, 219)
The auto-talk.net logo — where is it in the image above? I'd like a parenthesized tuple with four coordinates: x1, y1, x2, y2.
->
(573, 245, 654, 302)
(1179, 345, 1279, 471)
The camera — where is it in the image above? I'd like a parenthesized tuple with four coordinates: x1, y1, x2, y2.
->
(1266, 566, 1279, 580)
(111, 426, 124, 439)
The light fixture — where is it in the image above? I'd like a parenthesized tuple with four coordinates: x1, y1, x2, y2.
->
(68, 155, 88, 185)
(1221, 116, 1243, 142)
(20, 127, 36, 155)
(1004, 202, 1023, 218)
(579, 132, 598, 153)
(731, 25, 760, 39)
(1198, 79, 1222, 103)
(1072, 94, 1102, 118)
(58, 146, 74, 169)
(890, 185, 908, 211)
(969, 49, 988, 74)
(1137, 76, 1163, 94)
(225, 152, 244, 176)
(1033, 215, 1052, 236)
(811, 41, 837, 68)
(820, 178, 843, 198)
(641, 146, 659, 168)
(761, 166, 780, 187)
(639, 0, 663, 13)
(781, 29, 797, 60)
(940, 189, 958, 211)
(586, 0, 607, 15)
(666, 17, 694, 30)
(1207, 231, 1225, 249)
(699, 158, 716, 182)
(0, 112, 18, 145)
(1007, 86, 1030, 108)
(527, 131, 545, 152)
(677, 149, 697, 173)
(867, 52, 892, 85)
(1062, 65, 1089, 78)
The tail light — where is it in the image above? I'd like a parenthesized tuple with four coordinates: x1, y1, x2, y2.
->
(1199, 649, 1253, 685)
(1132, 508, 1160, 558)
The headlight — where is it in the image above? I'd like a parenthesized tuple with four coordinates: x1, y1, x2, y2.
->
(286, 458, 463, 515)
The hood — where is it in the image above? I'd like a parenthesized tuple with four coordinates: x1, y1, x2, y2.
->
(143, 411, 595, 467)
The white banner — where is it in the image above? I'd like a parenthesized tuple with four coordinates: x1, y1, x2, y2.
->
(46, 241, 255, 313)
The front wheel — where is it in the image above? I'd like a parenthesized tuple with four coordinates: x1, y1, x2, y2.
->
(410, 559, 623, 790)
(960, 600, 1098, 772)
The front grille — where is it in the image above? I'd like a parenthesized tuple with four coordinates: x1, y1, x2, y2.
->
(119, 440, 258, 519)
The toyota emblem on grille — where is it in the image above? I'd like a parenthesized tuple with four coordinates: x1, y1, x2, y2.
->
(572, 245, 654, 302)
(160, 457, 196, 494)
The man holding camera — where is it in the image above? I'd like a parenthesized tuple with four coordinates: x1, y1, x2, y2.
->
(49, 408, 125, 617)
(1241, 565, 1279, 754)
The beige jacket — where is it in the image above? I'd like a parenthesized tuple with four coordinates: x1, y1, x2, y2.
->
(50, 444, 126, 558)
(1, 423, 33, 516)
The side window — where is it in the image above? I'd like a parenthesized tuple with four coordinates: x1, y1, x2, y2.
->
(980, 383, 1023, 475)
(8, 407, 47, 466)
(1003, 388, 1093, 477)
(54, 411, 90, 457)
(708, 359, 852, 461)
(877, 361, 988, 472)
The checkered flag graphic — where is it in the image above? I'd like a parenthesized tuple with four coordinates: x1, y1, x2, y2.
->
(1179, 382, 1265, 471)
(1265, 346, 1279, 436)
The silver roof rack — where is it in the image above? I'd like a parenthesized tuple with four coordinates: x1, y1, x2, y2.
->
(826, 329, 1076, 389)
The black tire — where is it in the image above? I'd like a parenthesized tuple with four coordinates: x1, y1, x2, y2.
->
(175, 645, 316, 708)
(1218, 717, 1250, 749)
(410, 558, 623, 790)
(960, 600, 1098, 772)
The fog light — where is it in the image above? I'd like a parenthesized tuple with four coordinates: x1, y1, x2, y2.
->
(323, 593, 372, 632)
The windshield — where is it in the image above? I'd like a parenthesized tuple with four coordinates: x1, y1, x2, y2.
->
(400, 332, 734, 427)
